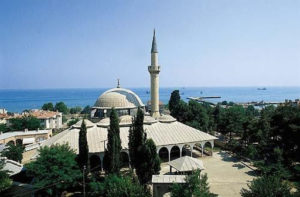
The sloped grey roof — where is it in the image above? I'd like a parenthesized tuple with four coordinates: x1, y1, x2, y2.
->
(1, 157, 23, 176)
(0, 130, 50, 141)
(72, 119, 95, 128)
(168, 156, 204, 172)
(39, 120, 216, 155)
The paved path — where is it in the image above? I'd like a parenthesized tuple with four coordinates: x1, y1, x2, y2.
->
(160, 151, 256, 197)
(202, 151, 256, 197)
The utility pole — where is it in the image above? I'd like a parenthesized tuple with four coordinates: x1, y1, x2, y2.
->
(83, 165, 86, 197)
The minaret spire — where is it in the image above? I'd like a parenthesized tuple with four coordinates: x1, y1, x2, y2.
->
(148, 29, 160, 118)
(151, 29, 158, 53)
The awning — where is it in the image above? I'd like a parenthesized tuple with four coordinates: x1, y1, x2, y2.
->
(23, 138, 35, 144)
(168, 156, 205, 172)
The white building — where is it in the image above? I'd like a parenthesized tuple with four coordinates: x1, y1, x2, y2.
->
(38, 31, 217, 170)
(22, 110, 62, 129)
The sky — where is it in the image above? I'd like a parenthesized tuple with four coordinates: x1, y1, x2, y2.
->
(0, 0, 300, 89)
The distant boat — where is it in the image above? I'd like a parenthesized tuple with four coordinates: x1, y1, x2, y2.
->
(146, 90, 150, 94)
(257, 88, 267, 90)
(200, 91, 203, 94)
(181, 92, 185, 95)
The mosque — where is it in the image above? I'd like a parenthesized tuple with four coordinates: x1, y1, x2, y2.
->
(40, 31, 217, 170)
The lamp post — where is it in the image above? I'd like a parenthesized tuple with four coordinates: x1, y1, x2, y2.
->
(100, 140, 107, 171)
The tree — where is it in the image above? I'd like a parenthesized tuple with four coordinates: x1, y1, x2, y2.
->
(1, 143, 23, 163)
(136, 139, 161, 184)
(78, 120, 89, 170)
(171, 170, 217, 197)
(169, 90, 181, 116)
(129, 107, 145, 168)
(42, 102, 54, 111)
(81, 105, 91, 115)
(25, 144, 81, 196)
(67, 118, 79, 127)
(55, 102, 69, 114)
(9, 116, 42, 131)
(0, 123, 9, 133)
(105, 108, 121, 174)
(218, 105, 246, 141)
(89, 174, 150, 197)
(186, 100, 210, 132)
(0, 159, 12, 192)
(240, 175, 292, 197)
(70, 106, 82, 114)
(129, 108, 160, 184)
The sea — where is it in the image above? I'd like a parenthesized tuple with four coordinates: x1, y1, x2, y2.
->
(0, 87, 300, 113)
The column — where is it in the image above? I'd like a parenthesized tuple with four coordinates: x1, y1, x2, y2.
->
(100, 153, 104, 172)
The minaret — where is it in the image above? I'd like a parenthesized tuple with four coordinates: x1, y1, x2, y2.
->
(148, 29, 160, 118)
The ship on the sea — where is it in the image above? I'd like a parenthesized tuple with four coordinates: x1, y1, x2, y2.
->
(257, 87, 267, 90)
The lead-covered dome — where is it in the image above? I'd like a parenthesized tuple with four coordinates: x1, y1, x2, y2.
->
(94, 88, 144, 109)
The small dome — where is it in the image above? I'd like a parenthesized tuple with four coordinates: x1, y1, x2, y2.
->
(94, 88, 144, 109)
(72, 119, 95, 129)
(97, 118, 110, 127)
(143, 116, 157, 125)
(119, 115, 132, 126)
(158, 115, 176, 123)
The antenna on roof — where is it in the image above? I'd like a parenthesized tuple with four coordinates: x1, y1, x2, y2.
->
(117, 78, 120, 88)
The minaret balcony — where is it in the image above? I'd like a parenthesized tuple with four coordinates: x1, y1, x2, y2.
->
(148, 65, 160, 74)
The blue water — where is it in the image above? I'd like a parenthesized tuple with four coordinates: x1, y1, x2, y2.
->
(0, 87, 300, 113)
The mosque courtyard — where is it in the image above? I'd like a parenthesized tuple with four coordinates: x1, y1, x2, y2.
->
(160, 150, 256, 197)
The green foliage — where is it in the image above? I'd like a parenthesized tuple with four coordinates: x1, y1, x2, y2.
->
(78, 120, 89, 170)
(168, 88, 300, 184)
(67, 118, 79, 127)
(55, 102, 69, 114)
(186, 100, 210, 132)
(0, 159, 12, 192)
(70, 106, 82, 114)
(136, 139, 161, 184)
(169, 90, 181, 115)
(81, 105, 91, 114)
(1, 144, 23, 163)
(0, 123, 9, 133)
(89, 174, 150, 197)
(105, 108, 121, 174)
(129, 107, 145, 168)
(42, 102, 54, 111)
(171, 170, 217, 197)
(129, 108, 160, 184)
(9, 116, 42, 131)
(240, 175, 292, 197)
(62, 115, 67, 123)
(25, 144, 81, 196)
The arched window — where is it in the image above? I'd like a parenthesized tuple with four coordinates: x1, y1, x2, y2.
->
(158, 147, 169, 162)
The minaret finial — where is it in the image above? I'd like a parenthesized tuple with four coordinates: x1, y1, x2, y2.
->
(117, 78, 120, 88)
(151, 29, 158, 53)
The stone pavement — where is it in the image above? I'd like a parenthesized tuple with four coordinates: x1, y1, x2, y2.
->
(160, 151, 256, 197)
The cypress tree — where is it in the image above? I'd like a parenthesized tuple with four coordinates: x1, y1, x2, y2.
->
(78, 119, 89, 170)
(129, 108, 161, 184)
(169, 90, 180, 116)
(106, 108, 121, 174)
(136, 139, 161, 184)
(129, 107, 145, 168)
